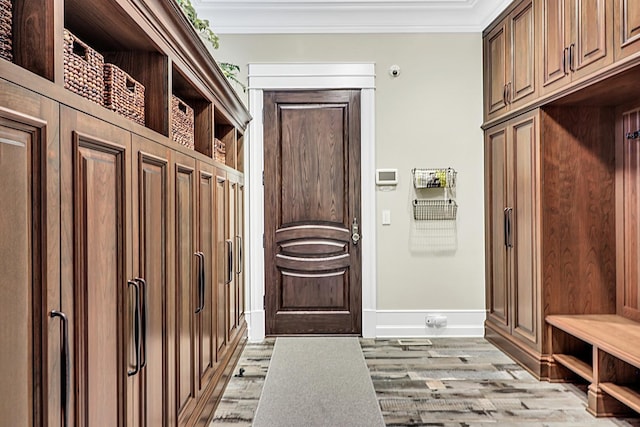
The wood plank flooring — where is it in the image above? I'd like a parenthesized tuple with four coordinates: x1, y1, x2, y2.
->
(210, 338, 640, 426)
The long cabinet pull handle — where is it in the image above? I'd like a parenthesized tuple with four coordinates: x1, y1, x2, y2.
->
(200, 252, 205, 313)
(226, 240, 233, 285)
(236, 236, 242, 275)
(50, 310, 69, 427)
(507, 207, 514, 248)
(503, 84, 508, 106)
(135, 277, 148, 369)
(127, 280, 141, 376)
(503, 207, 509, 247)
(563, 47, 568, 75)
(194, 252, 205, 314)
(569, 43, 575, 72)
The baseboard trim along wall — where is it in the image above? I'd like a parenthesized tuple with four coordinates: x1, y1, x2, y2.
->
(375, 310, 487, 338)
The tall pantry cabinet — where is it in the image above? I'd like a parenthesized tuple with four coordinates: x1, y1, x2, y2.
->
(0, 0, 251, 426)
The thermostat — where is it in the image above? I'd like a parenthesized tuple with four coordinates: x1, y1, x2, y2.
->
(376, 168, 398, 185)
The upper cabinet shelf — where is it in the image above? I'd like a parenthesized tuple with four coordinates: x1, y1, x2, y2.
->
(1, 0, 250, 166)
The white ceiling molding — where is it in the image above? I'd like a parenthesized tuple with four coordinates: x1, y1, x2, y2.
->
(193, 0, 513, 34)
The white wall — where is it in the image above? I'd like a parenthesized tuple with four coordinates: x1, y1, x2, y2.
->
(214, 33, 486, 333)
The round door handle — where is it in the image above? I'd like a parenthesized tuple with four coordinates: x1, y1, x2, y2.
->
(352, 232, 360, 245)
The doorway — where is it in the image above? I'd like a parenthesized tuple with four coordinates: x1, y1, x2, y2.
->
(263, 90, 362, 334)
(246, 63, 377, 340)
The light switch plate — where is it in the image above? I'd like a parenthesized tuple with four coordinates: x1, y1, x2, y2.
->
(382, 210, 391, 225)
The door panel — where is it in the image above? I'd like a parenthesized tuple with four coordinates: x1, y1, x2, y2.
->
(132, 136, 171, 426)
(264, 90, 361, 335)
(485, 126, 509, 330)
(237, 182, 245, 321)
(197, 163, 215, 391)
(510, 0, 535, 105)
(215, 173, 227, 359)
(541, 0, 570, 91)
(615, 0, 640, 59)
(227, 180, 237, 339)
(572, 0, 612, 78)
(60, 107, 131, 426)
(173, 153, 197, 421)
(0, 104, 57, 427)
(484, 22, 508, 119)
(511, 115, 538, 346)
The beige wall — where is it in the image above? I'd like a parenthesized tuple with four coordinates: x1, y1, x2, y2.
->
(215, 33, 485, 310)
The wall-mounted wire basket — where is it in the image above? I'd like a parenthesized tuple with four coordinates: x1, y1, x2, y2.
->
(412, 168, 457, 189)
(413, 199, 458, 221)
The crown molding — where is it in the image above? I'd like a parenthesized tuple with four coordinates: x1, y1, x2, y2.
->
(194, 0, 514, 34)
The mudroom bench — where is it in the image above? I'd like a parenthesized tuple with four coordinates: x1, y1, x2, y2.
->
(546, 314, 640, 417)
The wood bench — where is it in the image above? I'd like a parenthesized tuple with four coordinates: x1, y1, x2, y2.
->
(546, 314, 640, 417)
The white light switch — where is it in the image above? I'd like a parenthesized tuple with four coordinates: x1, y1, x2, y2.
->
(382, 210, 391, 225)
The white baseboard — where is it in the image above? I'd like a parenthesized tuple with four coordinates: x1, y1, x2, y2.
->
(375, 309, 486, 338)
(246, 309, 265, 342)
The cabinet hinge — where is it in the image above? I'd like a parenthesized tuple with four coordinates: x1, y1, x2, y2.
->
(262, 171, 264, 185)
(263, 295, 266, 309)
(262, 233, 265, 248)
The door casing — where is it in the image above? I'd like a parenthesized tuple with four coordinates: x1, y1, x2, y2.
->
(246, 63, 377, 341)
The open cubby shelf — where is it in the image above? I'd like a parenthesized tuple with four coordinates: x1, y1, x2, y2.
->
(2, 0, 248, 165)
(547, 314, 640, 417)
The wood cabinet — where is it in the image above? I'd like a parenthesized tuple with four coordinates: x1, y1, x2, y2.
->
(540, 0, 613, 94)
(484, 110, 541, 367)
(484, 0, 536, 121)
(484, 106, 617, 378)
(0, 0, 250, 426)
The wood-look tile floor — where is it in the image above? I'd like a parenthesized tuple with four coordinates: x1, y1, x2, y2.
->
(210, 338, 640, 426)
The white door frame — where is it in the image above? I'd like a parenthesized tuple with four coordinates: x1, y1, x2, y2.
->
(245, 63, 376, 341)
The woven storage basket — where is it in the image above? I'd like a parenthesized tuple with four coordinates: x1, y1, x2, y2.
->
(171, 95, 194, 149)
(0, 0, 12, 62)
(63, 29, 104, 105)
(104, 63, 145, 125)
(214, 138, 226, 163)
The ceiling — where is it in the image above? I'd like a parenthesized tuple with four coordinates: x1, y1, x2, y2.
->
(193, 0, 513, 34)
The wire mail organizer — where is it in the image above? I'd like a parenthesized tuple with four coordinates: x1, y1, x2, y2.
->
(412, 199, 458, 221)
(412, 168, 457, 189)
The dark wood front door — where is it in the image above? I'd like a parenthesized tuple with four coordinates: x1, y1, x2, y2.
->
(264, 90, 362, 335)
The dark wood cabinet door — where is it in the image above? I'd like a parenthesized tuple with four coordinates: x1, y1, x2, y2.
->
(571, 0, 613, 79)
(173, 152, 198, 424)
(510, 113, 539, 348)
(131, 135, 172, 426)
(197, 161, 216, 392)
(485, 124, 510, 332)
(226, 179, 238, 340)
(60, 106, 132, 426)
(214, 172, 227, 360)
(264, 90, 362, 335)
(509, 0, 536, 106)
(236, 181, 245, 322)
(615, 0, 640, 59)
(0, 86, 59, 427)
(541, 0, 571, 93)
(484, 21, 509, 120)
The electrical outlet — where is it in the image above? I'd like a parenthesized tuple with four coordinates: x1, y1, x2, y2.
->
(426, 315, 447, 328)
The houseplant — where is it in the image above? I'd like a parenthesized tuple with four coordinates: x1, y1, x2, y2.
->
(175, 0, 245, 91)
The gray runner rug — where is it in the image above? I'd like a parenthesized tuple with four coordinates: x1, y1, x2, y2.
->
(252, 337, 385, 427)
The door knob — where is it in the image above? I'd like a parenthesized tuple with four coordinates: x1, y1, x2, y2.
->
(351, 217, 360, 245)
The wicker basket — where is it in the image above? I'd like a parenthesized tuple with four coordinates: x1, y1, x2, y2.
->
(214, 138, 226, 163)
(63, 29, 104, 105)
(171, 95, 194, 149)
(104, 63, 145, 125)
(0, 0, 12, 62)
